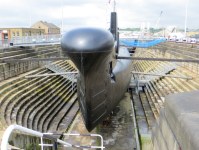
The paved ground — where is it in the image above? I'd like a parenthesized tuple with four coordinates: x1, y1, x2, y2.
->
(99, 92, 137, 150)
(63, 92, 137, 150)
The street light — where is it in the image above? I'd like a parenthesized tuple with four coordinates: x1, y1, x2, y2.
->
(61, 0, 64, 34)
(29, 0, 31, 27)
(184, 0, 189, 37)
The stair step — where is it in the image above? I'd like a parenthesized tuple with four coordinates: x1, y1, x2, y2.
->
(48, 94, 78, 132)
(139, 92, 155, 129)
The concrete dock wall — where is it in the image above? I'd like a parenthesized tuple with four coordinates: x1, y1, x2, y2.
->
(0, 45, 62, 82)
(152, 90, 199, 150)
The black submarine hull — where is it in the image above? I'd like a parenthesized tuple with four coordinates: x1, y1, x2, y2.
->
(61, 28, 132, 132)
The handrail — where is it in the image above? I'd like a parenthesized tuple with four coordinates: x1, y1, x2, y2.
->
(1, 125, 104, 150)
(132, 71, 193, 79)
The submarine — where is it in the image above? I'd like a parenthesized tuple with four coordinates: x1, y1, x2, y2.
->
(61, 12, 132, 132)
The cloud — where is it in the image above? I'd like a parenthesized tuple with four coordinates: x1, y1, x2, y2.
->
(0, 0, 198, 30)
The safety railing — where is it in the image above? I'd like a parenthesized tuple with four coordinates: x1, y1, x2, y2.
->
(0, 34, 61, 48)
(132, 52, 176, 81)
(1, 125, 104, 150)
(46, 61, 77, 91)
(143, 62, 176, 81)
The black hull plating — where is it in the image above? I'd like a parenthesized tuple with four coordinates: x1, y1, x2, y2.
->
(61, 28, 132, 132)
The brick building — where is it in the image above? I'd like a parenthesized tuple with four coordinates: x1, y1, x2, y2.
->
(0, 28, 45, 40)
(31, 21, 60, 35)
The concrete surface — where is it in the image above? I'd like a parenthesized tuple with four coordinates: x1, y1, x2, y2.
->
(159, 108, 179, 150)
(164, 90, 199, 150)
(63, 92, 137, 150)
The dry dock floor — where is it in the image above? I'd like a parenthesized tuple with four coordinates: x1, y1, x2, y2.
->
(64, 92, 137, 150)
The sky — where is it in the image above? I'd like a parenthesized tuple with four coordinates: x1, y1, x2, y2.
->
(0, 0, 198, 31)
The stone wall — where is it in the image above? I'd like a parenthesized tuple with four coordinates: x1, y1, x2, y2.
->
(151, 90, 199, 150)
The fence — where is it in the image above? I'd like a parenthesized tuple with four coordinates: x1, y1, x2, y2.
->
(0, 34, 61, 48)
(1, 125, 104, 150)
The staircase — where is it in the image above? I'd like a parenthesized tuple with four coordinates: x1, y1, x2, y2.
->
(0, 45, 80, 136)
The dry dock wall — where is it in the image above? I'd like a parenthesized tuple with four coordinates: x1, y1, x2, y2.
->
(0, 45, 62, 81)
(151, 90, 199, 150)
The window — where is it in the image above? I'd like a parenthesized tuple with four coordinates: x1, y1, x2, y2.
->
(17, 32, 19, 37)
(12, 32, 15, 37)
(25, 32, 28, 36)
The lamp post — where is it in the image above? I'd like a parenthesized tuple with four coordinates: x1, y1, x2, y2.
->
(61, 0, 64, 34)
(29, 0, 31, 27)
(184, 0, 189, 37)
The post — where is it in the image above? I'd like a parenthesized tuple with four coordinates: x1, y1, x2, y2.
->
(29, 0, 31, 27)
(61, 0, 64, 34)
(184, 0, 189, 37)
(113, 0, 116, 12)
(96, 125, 100, 150)
(54, 141, 58, 150)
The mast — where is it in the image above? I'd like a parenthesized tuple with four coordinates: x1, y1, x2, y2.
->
(113, 0, 116, 12)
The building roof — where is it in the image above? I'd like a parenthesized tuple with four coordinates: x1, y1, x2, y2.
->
(40, 21, 59, 29)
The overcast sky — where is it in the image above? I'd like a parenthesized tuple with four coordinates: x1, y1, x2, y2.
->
(0, 0, 198, 31)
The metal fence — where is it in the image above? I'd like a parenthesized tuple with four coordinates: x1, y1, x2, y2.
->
(0, 34, 61, 48)
(1, 125, 104, 150)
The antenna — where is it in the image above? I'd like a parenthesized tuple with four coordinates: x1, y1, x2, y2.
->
(113, 0, 116, 12)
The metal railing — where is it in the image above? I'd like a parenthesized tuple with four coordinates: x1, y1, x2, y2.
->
(1, 125, 104, 150)
(0, 34, 61, 47)
(132, 52, 176, 81)
(46, 61, 77, 83)
(142, 62, 176, 81)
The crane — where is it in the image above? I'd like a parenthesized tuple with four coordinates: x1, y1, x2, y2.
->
(155, 11, 163, 29)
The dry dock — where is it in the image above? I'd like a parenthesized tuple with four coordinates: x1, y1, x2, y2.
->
(64, 92, 137, 150)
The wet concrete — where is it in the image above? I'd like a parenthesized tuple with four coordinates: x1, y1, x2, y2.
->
(132, 91, 150, 134)
(62, 114, 97, 150)
(99, 92, 137, 150)
(63, 92, 137, 150)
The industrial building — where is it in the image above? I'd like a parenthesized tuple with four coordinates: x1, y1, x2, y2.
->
(31, 21, 60, 35)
